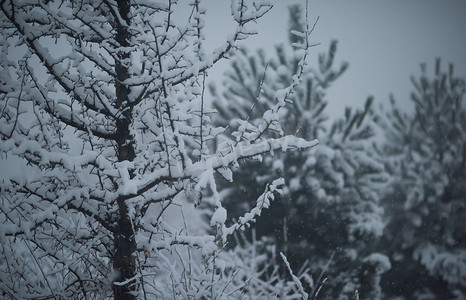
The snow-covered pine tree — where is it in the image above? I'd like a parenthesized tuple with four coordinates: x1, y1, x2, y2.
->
(211, 5, 389, 299)
(0, 1, 318, 299)
(378, 59, 466, 299)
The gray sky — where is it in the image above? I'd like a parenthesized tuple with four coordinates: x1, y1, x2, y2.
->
(202, 0, 466, 117)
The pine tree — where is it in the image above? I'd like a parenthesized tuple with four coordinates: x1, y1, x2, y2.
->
(211, 5, 390, 299)
(378, 59, 466, 299)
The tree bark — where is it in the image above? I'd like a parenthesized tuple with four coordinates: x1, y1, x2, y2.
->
(113, 1, 137, 299)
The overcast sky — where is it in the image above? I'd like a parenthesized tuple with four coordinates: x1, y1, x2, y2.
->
(201, 0, 466, 117)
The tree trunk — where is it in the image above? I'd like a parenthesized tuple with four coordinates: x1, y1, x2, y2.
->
(113, 1, 137, 299)
(113, 197, 137, 300)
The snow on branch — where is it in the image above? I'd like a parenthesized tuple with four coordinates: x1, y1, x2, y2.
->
(0, 0, 320, 298)
(280, 252, 309, 300)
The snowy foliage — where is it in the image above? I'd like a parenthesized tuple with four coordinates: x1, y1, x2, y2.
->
(0, 1, 318, 299)
(211, 6, 389, 299)
(378, 59, 466, 299)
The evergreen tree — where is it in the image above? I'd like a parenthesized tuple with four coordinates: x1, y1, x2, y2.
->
(211, 5, 390, 299)
(378, 59, 466, 299)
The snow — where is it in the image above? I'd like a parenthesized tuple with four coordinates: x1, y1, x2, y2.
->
(4, 0, 445, 298)
(210, 206, 227, 226)
(363, 253, 392, 274)
(289, 177, 300, 191)
(280, 252, 309, 300)
(272, 158, 284, 172)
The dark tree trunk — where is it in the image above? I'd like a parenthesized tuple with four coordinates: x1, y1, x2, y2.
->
(113, 1, 137, 299)
(113, 197, 137, 300)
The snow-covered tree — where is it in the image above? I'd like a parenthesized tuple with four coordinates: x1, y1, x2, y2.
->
(211, 6, 389, 299)
(0, 1, 318, 299)
(378, 59, 466, 299)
